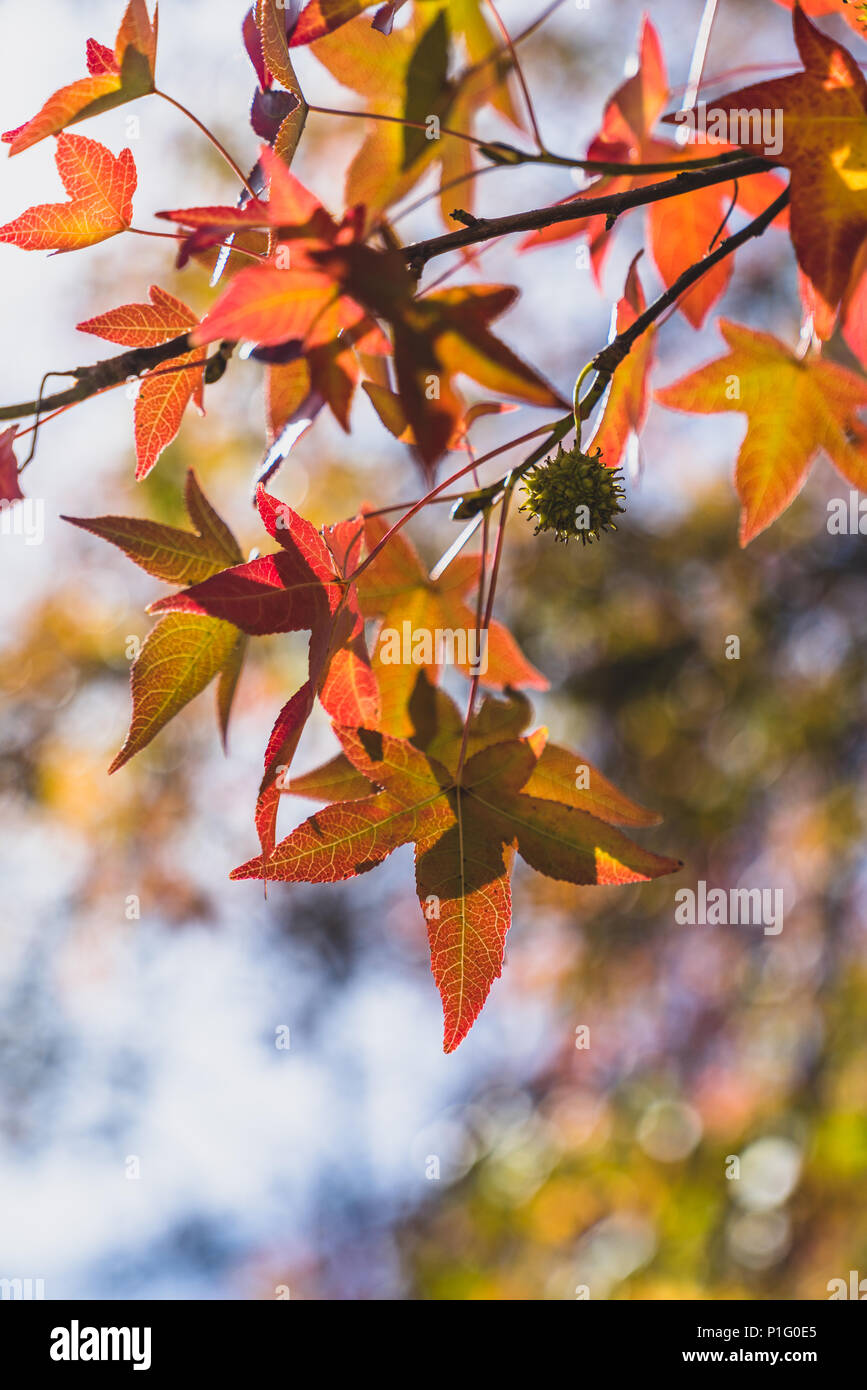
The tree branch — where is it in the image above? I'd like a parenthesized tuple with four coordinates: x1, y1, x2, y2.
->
(586, 185, 789, 387)
(0, 336, 234, 423)
(450, 186, 790, 515)
(402, 155, 776, 271)
(0, 164, 781, 428)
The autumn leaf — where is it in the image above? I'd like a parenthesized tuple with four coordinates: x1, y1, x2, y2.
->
(147, 486, 377, 853)
(110, 614, 244, 771)
(521, 16, 787, 329)
(148, 485, 349, 636)
(0, 133, 136, 252)
(316, 242, 567, 469)
(184, 161, 362, 350)
(63, 471, 249, 765)
(0, 428, 24, 504)
(291, 0, 383, 44)
(63, 467, 242, 586)
(706, 6, 867, 336)
(157, 145, 339, 243)
(655, 319, 867, 545)
(590, 256, 655, 470)
(357, 510, 546, 734)
(307, 4, 522, 229)
(3, 0, 157, 156)
(163, 152, 385, 448)
(232, 706, 680, 1051)
(252, 1, 308, 163)
(287, 673, 660, 830)
(77, 284, 206, 478)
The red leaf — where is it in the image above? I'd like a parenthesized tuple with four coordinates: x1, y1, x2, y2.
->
(0, 428, 24, 504)
(701, 7, 867, 335)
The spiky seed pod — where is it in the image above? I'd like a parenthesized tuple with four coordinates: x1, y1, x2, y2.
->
(520, 443, 626, 545)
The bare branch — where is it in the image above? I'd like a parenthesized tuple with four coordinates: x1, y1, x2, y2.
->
(403, 155, 776, 270)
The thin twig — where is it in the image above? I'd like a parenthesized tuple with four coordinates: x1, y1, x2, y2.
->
(348, 421, 569, 586)
(155, 89, 258, 200)
(0, 337, 234, 423)
(455, 483, 513, 783)
(485, 0, 545, 150)
(403, 155, 774, 269)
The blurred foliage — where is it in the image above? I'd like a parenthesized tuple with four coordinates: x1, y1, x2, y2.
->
(388, 480, 867, 1299)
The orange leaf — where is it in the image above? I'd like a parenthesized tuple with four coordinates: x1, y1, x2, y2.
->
(193, 264, 337, 347)
(78, 285, 205, 477)
(3, 0, 157, 155)
(358, 510, 547, 734)
(0, 133, 135, 251)
(521, 15, 785, 327)
(656, 319, 867, 545)
(308, 5, 520, 230)
(232, 713, 679, 1051)
(134, 349, 207, 480)
(320, 243, 566, 470)
(77, 282, 196, 346)
(590, 256, 655, 468)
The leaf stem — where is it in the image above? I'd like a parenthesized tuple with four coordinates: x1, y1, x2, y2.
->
(455, 482, 514, 784)
(348, 420, 570, 586)
(154, 88, 258, 200)
(485, 0, 545, 151)
(128, 225, 266, 261)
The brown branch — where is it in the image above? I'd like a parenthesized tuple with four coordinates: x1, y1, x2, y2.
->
(0, 169, 782, 428)
(0, 336, 235, 423)
(402, 155, 775, 271)
(588, 186, 789, 384)
(451, 185, 790, 513)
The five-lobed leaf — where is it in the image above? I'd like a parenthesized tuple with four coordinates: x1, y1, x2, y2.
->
(656, 319, 867, 545)
(0, 133, 136, 252)
(706, 6, 867, 336)
(521, 15, 787, 329)
(233, 711, 680, 1052)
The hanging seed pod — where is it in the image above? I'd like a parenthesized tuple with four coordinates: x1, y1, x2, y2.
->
(520, 442, 625, 545)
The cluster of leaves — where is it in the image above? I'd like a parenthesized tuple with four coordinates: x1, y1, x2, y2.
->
(4, 0, 867, 1047)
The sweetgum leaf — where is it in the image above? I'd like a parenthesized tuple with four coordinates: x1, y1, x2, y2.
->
(233, 704, 680, 1051)
(0, 133, 136, 252)
(693, 6, 867, 335)
(656, 319, 867, 545)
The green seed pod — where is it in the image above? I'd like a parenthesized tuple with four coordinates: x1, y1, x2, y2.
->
(520, 443, 625, 545)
